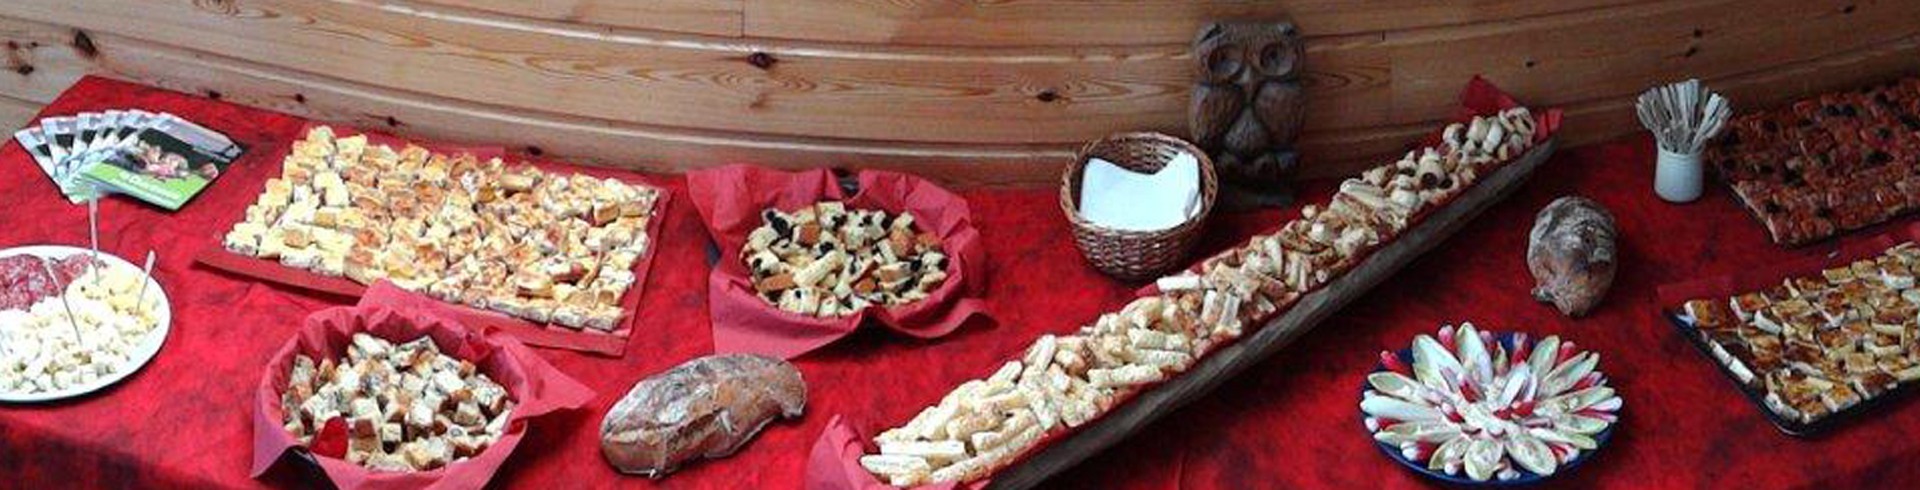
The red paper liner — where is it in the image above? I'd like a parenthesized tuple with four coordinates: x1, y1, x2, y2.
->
(196, 123, 673, 357)
(688, 165, 991, 360)
(249, 305, 593, 490)
(806, 76, 1562, 489)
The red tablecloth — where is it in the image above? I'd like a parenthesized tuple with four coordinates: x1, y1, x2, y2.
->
(5, 76, 1920, 489)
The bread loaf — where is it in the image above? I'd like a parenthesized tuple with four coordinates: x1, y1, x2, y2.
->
(600, 354, 806, 477)
(1526, 196, 1618, 317)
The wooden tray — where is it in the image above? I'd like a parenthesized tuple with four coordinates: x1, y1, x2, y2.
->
(987, 139, 1559, 489)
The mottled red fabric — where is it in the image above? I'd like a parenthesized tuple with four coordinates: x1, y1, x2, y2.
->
(7, 76, 1920, 489)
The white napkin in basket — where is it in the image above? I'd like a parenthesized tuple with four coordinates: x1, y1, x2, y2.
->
(1078, 152, 1201, 232)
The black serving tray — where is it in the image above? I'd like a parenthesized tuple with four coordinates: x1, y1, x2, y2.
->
(1664, 310, 1920, 437)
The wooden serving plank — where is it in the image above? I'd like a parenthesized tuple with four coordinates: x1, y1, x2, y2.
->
(989, 139, 1559, 490)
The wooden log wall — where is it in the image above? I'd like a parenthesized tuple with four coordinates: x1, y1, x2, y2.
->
(1, 1, 1916, 187)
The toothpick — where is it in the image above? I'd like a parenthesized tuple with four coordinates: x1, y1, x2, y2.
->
(135, 250, 156, 309)
(88, 196, 100, 262)
(41, 258, 85, 344)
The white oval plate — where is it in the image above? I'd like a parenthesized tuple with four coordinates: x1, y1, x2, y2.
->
(0, 245, 171, 403)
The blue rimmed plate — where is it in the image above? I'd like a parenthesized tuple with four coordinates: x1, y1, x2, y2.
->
(1359, 328, 1619, 486)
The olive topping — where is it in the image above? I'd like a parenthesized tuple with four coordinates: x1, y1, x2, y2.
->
(1782, 168, 1804, 186)
(1867, 151, 1893, 166)
(768, 214, 792, 238)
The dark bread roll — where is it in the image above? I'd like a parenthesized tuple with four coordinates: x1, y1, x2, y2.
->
(1526, 196, 1618, 317)
(600, 354, 806, 477)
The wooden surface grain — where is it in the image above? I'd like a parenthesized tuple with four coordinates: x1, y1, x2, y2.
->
(0, 93, 36, 129)
(0, 1, 1915, 186)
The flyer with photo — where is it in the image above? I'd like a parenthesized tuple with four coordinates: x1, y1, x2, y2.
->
(12, 109, 244, 210)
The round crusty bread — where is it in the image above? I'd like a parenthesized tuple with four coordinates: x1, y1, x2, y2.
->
(1526, 196, 1618, 317)
(600, 353, 807, 477)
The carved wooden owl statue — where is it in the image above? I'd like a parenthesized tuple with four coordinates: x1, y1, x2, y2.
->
(1190, 21, 1307, 209)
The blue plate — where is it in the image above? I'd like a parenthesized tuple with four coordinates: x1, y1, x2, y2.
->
(1360, 332, 1618, 486)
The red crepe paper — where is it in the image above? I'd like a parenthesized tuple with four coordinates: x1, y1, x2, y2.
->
(809, 77, 1561, 489)
(688, 165, 991, 359)
(249, 305, 593, 489)
(196, 123, 673, 357)
(311, 419, 350, 460)
(1459, 76, 1563, 142)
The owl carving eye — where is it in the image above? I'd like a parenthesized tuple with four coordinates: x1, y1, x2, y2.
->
(1204, 43, 1246, 83)
(1254, 41, 1298, 77)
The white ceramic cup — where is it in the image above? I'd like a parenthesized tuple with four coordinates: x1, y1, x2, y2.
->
(1655, 148, 1703, 203)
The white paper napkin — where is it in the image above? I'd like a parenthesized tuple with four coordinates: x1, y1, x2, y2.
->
(1078, 152, 1201, 232)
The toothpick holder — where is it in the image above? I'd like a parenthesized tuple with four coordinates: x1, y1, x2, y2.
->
(1655, 148, 1703, 203)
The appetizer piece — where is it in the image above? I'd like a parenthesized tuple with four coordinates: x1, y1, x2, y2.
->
(1676, 241, 1920, 425)
(1363, 324, 1620, 482)
(224, 126, 660, 330)
(0, 256, 165, 395)
(1706, 76, 1920, 245)
(600, 354, 806, 477)
(742, 203, 948, 317)
(278, 333, 516, 472)
(860, 107, 1541, 486)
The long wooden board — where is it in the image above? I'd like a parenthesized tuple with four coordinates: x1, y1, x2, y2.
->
(988, 139, 1559, 489)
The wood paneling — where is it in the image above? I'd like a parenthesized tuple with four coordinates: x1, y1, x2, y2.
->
(0, 93, 40, 129)
(0, 16, 1073, 187)
(410, 0, 743, 37)
(1, 0, 1916, 186)
(0, 18, 89, 104)
(744, 0, 1646, 46)
(1385, 0, 1918, 123)
(5, 0, 1196, 144)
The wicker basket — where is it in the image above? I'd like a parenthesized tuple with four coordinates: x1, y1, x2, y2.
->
(1061, 132, 1217, 282)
